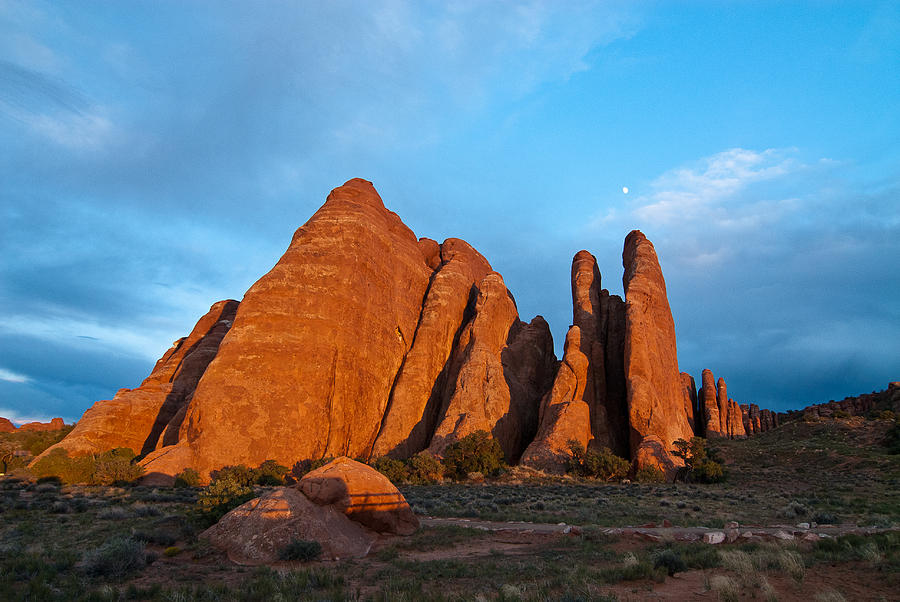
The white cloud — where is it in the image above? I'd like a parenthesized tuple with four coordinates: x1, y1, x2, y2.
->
(0, 368, 29, 383)
(0, 407, 53, 425)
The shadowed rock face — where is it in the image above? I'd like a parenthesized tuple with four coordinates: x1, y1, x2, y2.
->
(622, 230, 693, 477)
(701, 369, 721, 438)
(519, 250, 628, 473)
(31, 300, 238, 464)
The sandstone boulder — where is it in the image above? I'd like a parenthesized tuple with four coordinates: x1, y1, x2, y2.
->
(201, 487, 375, 564)
(622, 231, 693, 473)
(32, 300, 237, 465)
(299, 457, 418, 536)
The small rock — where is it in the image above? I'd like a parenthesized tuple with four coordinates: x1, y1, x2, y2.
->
(772, 530, 794, 540)
(662, 519, 673, 528)
(725, 521, 739, 529)
(796, 522, 810, 530)
(703, 532, 725, 544)
(801, 533, 820, 542)
(725, 529, 739, 543)
(675, 532, 700, 542)
(740, 531, 754, 539)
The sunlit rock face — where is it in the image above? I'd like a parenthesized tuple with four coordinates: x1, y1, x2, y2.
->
(139, 179, 554, 480)
(621, 230, 694, 478)
(45, 179, 780, 483)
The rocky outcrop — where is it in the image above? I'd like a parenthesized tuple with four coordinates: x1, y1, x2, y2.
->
(622, 231, 693, 476)
(32, 300, 238, 465)
(201, 487, 376, 564)
(427, 273, 556, 463)
(18, 418, 66, 432)
(700, 369, 721, 438)
(136, 179, 555, 480)
(299, 457, 418, 535)
(681, 373, 697, 432)
(0, 418, 17, 432)
(790, 383, 900, 420)
(716, 378, 729, 434)
(371, 238, 492, 460)
(520, 250, 628, 473)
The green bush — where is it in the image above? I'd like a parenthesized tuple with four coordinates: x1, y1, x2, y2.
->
(196, 478, 255, 523)
(634, 465, 666, 483)
(442, 431, 505, 480)
(652, 549, 687, 576)
(671, 437, 726, 483)
(371, 456, 408, 483)
(279, 539, 322, 562)
(82, 537, 147, 579)
(290, 457, 335, 480)
(254, 460, 289, 485)
(884, 421, 900, 455)
(832, 409, 851, 419)
(91, 448, 144, 485)
(174, 468, 201, 488)
(566, 440, 630, 481)
(210, 464, 256, 487)
(30, 448, 142, 485)
(405, 451, 443, 484)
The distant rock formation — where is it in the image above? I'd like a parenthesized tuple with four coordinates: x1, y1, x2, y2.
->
(40, 179, 785, 482)
(786, 383, 900, 420)
(0, 418, 17, 433)
(2, 417, 68, 433)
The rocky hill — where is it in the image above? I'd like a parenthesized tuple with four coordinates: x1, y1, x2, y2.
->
(34, 179, 783, 481)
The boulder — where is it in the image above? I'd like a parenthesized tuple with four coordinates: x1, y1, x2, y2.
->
(622, 231, 693, 473)
(33, 300, 238, 464)
(201, 487, 375, 564)
(299, 457, 419, 536)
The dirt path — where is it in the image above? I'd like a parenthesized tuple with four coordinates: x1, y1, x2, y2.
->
(420, 516, 898, 541)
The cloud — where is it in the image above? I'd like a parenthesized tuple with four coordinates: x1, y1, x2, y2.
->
(0, 368, 29, 384)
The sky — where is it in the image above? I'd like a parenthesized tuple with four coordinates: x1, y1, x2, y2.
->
(1, 1, 898, 424)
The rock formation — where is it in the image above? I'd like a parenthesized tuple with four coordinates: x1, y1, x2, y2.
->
(520, 250, 628, 473)
(41, 178, 784, 483)
(0, 418, 17, 433)
(299, 457, 418, 536)
(32, 300, 238, 463)
(790, 383, 900, 420)
(201, 487, 376, 564)
(136, 179, 555, 480)
(621, 231, 694, 476)
(18, 418, 66, 432)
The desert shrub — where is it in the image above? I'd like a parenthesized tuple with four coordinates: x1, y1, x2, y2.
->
(442, 431, 505, 480)
(371, 456, 409, 483)
(163, 546, 181, 557)
(290, 457, 335, 480)
(635, 465, 666, 483)
(82, 536, 147, 579)
(174, 468, 201, 488)
(92, 448, 144, 485)
(652, 549, 686, 575)
(210, 464, 256, 487)
(254, 460, 289, 485)
(832, 409, 851, 419)
(30, 449, 95, 485)
(566, 440, 630, 481)
(874, 409, 895, 421)
(196, 477, 255, 523)
(672, 437, 726, 483)
(405, 451, 443, 484)
(279, 539, 322, 562)
(883, 421, 900, 454)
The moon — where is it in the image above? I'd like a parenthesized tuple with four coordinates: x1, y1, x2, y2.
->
(622, 186, 629, 194)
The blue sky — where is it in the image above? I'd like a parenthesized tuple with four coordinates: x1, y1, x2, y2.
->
(1, 1, 898, 423)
